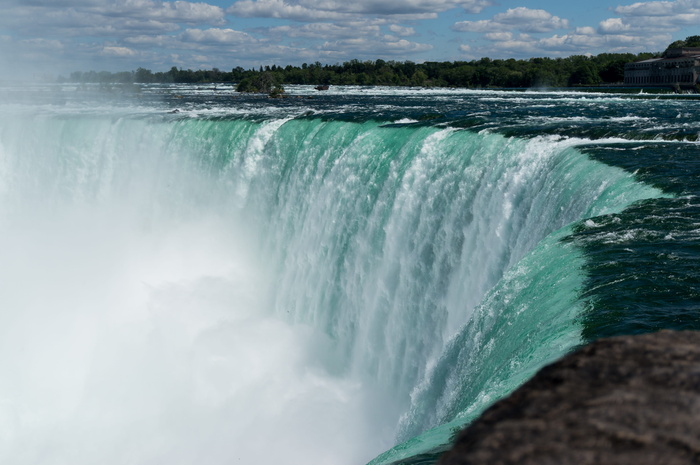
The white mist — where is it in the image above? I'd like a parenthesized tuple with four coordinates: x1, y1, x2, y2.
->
(0, 109, 393, 465)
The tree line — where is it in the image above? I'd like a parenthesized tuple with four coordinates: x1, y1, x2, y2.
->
(63, 53, 658, 90)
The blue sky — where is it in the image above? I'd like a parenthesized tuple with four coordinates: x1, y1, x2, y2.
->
(0, 0, 698, 78)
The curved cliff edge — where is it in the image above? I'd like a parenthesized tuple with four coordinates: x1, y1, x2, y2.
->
(438, 330, 700, 465)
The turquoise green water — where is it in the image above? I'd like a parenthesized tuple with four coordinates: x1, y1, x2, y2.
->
(0, 85, 692, 465)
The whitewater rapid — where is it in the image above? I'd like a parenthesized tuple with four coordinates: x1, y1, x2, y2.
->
(0, 95, 664, 465)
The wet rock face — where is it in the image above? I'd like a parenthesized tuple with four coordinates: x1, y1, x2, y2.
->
(439, 330, 700, 465)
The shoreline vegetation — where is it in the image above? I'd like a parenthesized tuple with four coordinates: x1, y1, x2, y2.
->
(59, 38, 700, 94)
(61, 53, 655, 92)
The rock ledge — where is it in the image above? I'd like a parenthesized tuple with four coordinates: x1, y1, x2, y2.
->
(439, 330, 700, 465)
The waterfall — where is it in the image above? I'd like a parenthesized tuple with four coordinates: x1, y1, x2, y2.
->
(0, 112, 663, 464)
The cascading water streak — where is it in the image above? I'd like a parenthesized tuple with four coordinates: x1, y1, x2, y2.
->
(0, 94, 665, 465)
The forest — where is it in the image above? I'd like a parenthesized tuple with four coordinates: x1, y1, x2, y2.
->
(63, 36, 700, 90)
(64, 53, 652, 89)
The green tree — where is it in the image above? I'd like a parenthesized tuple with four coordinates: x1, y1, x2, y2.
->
(569, 62, 601, 86)
(685, 35, 700, 47)
(410, 70, 428, 86)
(134, 67, 153, 83)
(236, 71, 282, 94)
(665, 35, 700, 55)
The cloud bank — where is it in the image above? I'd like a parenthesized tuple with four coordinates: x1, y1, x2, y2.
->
(0, 0, 692, 78)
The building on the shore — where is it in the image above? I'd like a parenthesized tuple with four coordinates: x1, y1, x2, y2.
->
(624, 48, 700, 88)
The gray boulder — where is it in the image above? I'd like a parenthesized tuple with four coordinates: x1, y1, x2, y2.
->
(439, 330, 700, 465)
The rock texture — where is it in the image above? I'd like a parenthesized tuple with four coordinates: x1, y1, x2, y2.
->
(439, 330, 700, 465)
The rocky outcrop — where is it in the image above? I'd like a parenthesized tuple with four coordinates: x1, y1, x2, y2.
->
(439, 330, 700, 465)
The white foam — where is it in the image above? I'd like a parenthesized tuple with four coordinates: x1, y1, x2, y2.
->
(0, 112, 393, 465)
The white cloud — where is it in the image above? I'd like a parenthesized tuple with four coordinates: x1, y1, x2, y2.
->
(492, 7, 568, 32)
(265, 22, 381, 39)
(0, 0, 224, 36)
(389, 25, 416, 36)
(180, 28, 254, 44)
(453, 7, 568, 34)
(615, 1, 677, 16)
(101, 45, 137, 56)
(452, 19, 487, 33)
(0, 0, 237, 73)
(154, 1, 225, 23)
(452, 0, 693, 59)
(123, 34, 172, 46)
(228, 0, 493, 21)
(575, 26, 596, 35)
(0, 0, 692, 74)
(475, 29, 673, 58)
(383, 38, 433, 53)
(598, 18, 631, 33)
(84, 0, 226, 25)
(603, 0, 700, 33)
(254, 20, 431, 61)
(484, 32, 512, 41)
(320, 35, 432, 57)
(228, 0, 344, 21)
(21, 38, 65, 51)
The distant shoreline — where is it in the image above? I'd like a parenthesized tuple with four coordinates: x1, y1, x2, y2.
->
(60, 53, 655, 90)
